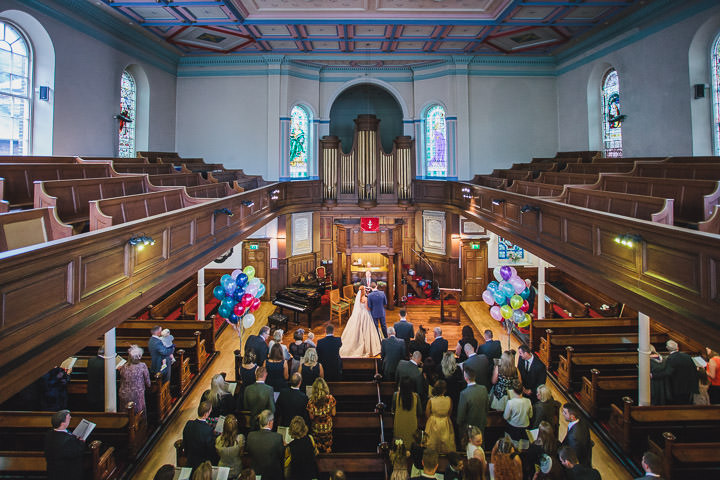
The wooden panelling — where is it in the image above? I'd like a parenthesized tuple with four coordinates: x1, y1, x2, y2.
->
(643, 244, 700, 294)
(79, 247, 127, 299)
(287, 253, 316, 284)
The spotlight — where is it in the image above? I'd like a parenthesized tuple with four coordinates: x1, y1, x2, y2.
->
(492, 199, 505, 206)
(520, 205, 540, 214)
(270, 189, 280, 201)
(128, 234, 155, 251)
(613, 233, 642, 248)
(213, 208, 233, 217)
(241, 200, 255, 207)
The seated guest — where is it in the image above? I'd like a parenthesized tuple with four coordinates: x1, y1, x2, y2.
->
(637, 451, 664, 480)
(393, 309, 415, 351)
(504, 382, 533, 441)
(560, 403, 592, 468)
(440, 352, 466, 418)
(288, 329, 308, 372)
(532, 384, 560, 430)
(118, 345, 151, 415)
(477, 330, 502, 364)
(307, 377, 337, 453)
(491, 350, 519, 411)
(316, 324, 342, 381)
(443, 451, 464, 480)
(409, 448, 439, 480)
(149, 325, 174, 383)
(240, 349, 258, 389)
(490, 436, 522, 480)
(455, 326, 478, 363)
(87, 347, 105, 411)
(265, 343, 289, 392)
(287, 415, 319, 480)
(201, 373, 235, 416)
(276, 373, 309, 427)
(559, 446, 600, 480)
(390, 439, 411, 480)
(44, 409, 86, 480)
(246, 410, 284, 480)
(393, 378, 422, 447)
(518, 344, 547, 401)
(191, 461, 213, 480)
(428, 327, 448, 366)
(215, 414, 244, 478)
(243, 367, 275, 430)
(42, 366, 69, 411)
(653, 340, 699, 405)
(408, 327, 431, 362)
(396, 351, 426, 405)
(462, 343, 491, 390)
(153, 464, 175, 480)
(182, 401, 218, 472)
(245, 326, 270, 366)
(301, 347, 324, 389)
(382, 327, 406, 380)
(268, 328, 292, 361)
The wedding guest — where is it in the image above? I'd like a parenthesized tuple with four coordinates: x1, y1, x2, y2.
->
(462, 457, 486, 480)
(443, 451, 464, 480)
(456, 326, 479, 363)
(276, 373, 309, 427)
(149, 325, 174, 383)
(649, 345, 669, 405)
(201, 373, 235, 416)
(243, 367, 275, 430)
(240, 350, 258, 389)
(559, 446, 600, 480)
(440, 352, 466, 418)
(42, 366, 69, 411)
(268, 329, 292, 361)
(182, 401, 218, 472)
(390, 441, 411, 480)
(394, 309, 415, 350)
(532, 384, 560, 431)
(301, 347, 324, 389)
(409, 327, 431, 362)
(425, 380, 455, 454)
(191, 461, 212, 480)
(245, 410, 284, 480)
(637, 451, 664, 480)
(466, 427, 485, 463)
(462, 344, 491, 390)
(265, 344, 289, 392)
(652, 340, 698, 405)
(118, 345, 151, 415)
(705, 348, 720, 404)
(522, 421, 563, 480)
(289, 329, 308, 373)
(215, 414, 244, 478)
(517, 344, 546, 401)
(87, 347, 105, 411)
(490, 436, 522, 480)
(429, 327, 448, 366)
(503, 382, 532, 441)
(393, 378, 422, 447)
(307, 377, 336, 453)
(245, 326, 270, 366)
(560, 403, 592, 467)
(396, 351, 426, 405)
(477, 330, 502, 364)
(409, 448, 439, 480)
(44, 409, 86, 480)
(305, 332, 316, 348)
(491, 350, 519, 411)
(382, 327, 407, 380)
(287, 415, 319, 480)
(457, 367, 489, 440)
(317, 324, 342, 381)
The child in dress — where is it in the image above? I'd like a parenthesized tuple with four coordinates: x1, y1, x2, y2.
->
(160, 328, 176, 369)
(694, 369, 710, 405)
(389, 439, 410, 480)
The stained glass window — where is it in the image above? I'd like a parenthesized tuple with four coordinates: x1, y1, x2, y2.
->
(289, 105, 309, 178)
(712, 34, 720, 155)
(601, 69, 623, 158)
(0, 22, 31, 155)
(425, 105, 447, 177)
(118, 70, 136, 158)
(498, 237, 524, 262)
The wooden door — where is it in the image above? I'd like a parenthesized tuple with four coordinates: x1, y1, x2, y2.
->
(243, 239, 270, 300)
(461, 239, 488, 301)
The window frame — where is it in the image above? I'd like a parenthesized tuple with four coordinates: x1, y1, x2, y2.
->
(118, 69, 136, 158)
(289, 104, 311, 179)
(600, 68, 623, 158)
(711, 33, 720, 156)
(424, 104, 448, 178)
(0, 20, 33, 155)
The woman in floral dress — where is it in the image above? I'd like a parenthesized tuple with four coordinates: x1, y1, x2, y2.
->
(306, 377, 336, 453)
(118, 345, 151, 415)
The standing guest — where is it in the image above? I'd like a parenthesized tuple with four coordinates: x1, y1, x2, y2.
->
(240, 349, 258, 389)
(307, 377, 337, 453)
(422, 358, 440, 398)
(560, 403, 592, 468)
(44, 410, 86, 480)
(239, 468, 257, 480)
(477, 330, 502, 364)
(456, 326, 479, 363)
(87, 347, 105, 411)
(202, 373, 235, 416)
(652, 340, 698, 405)
(425, 380, 455, 454)
(149, 325, 174, 383)
(268, 328, 292, 361)
(153, 465, 176, 480)
(42, 366, 69, 411)
(382, 327, 407, 380)
(394, 309, 415, 353)
(443, 451, 464, 480)
(532, 385, 561, 431)
(491, 350, 519, 411)
(466, 427, 485, 463)
(266, 343, 289, 392)
(409, 327, 431, 362)
(288, 329, 308, 373)
(287, 415, 319, 480)
(317, 324, 343, 381)
(245, 410, 284, 480)
(462, 344, 491, 390)
(245, 326, 270, 366)
(636, 451, 664, 480)
(440, 352, 467, 419)
(409, 448, 439, 480)
(503, 382, 533, 441)
(331, 470, 346, 480)
(429, 327, 448, 366)
(525, 279, 536, 314)
(243, 367, 275, 430)
(490, 436, 522, 480)
(523, 421, 564, 480)
(367, 282, 389, 338)
(396, 351, 426, 405)
(393, 378, 422, 447)
(409, 429, 427, 477)
(215, 414, 244, 478)
(706, 348, 720, 404)
(462, 458, 486, 480)
(118, 345, 151, 415)
(191, 462, 213, 480)
(276, 373, 310, 427)
(517, 344, 547, 401)
(558, 446, 600, 480)
(305, 332, 316, 348)
(182, 401, 218, 472)
(456, 367, 490, 439)
(694, 371, 710, 405)
(300, 347, 324, 389)
(390, 439, 411, 480)
(649, 345, 669, 406)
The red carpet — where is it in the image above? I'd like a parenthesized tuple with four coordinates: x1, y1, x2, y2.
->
(405, 297, 457, 306)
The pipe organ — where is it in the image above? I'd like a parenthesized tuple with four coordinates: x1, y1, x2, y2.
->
(320, 114, 415, 206)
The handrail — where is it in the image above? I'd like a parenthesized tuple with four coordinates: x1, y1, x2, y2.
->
(372, 358, 390, 480)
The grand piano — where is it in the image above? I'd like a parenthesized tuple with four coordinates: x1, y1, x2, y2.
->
(272, 283, 324, 328)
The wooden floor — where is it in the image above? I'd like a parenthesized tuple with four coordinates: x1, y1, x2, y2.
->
(132, 301, 632, 480)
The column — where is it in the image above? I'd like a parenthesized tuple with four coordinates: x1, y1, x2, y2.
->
(537, 260, 546, 320)
(197, 268, 205, 321)
(638, 312, 651, 406)
(264, 55, 285, 181)
(451, 55, 471, 181)
(387, 254, 395, 310)
(104, 328, 117, 412)
(345, 254, 351, 286)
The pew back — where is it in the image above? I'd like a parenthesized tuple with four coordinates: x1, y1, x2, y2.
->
(0, 207, 72, 252)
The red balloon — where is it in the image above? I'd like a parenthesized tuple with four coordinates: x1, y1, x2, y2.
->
(233, 303, 245, 316)
(250, 298, 261, 312)
(241, 293, 254, 308)
(520, 300, 529, 312)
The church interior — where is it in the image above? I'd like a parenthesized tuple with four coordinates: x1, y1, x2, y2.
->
(1, 0, 720, 479)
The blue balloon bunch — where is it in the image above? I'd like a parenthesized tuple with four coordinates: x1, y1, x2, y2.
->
(212, 267, 266, 327)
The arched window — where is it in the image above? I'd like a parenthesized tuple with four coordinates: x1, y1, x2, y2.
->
(0, 21, 31, 155)
(118, 70, 136, 158)
(425, 105, 447, 177)
(289, 105, 310, 178)
(712, 34, 720, 155)
(601, 68, 623, 158)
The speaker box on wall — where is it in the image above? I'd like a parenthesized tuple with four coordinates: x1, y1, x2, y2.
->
(694, 84, 706, 99)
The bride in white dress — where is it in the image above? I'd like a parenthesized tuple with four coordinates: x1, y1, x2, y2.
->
(339, 287, 383, 357)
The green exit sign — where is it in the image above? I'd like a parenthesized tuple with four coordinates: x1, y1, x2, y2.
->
(249, 244, 259, 250)
(471, 243, 480, 250)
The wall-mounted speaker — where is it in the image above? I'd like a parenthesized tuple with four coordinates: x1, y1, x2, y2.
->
(693, 84, 706, 99)
(39, 86, 49, 101)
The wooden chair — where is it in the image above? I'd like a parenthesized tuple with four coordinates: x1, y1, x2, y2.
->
(316, 265, 326, 280)
(341, 284, 355, 304)
(329, 288, 350, 326)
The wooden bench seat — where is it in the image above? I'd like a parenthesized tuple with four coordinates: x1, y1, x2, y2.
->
(545, 269, 636, 318)
(489, 169, 533, 183)
(579, 369, 637, 418)
(0, 155, 79, 163)
(183, 163, 225, 173)
(117, 320, 215, 359)
(77, 156, 148, 165)
(544, 282, 588, 318)
(551, 187, 674, 224)
(510, 161, 558, 172)
(0, 440, 117, 480)
(648, 431, 720, 480)
(506, 180, 564, 197)
(535, 172, 598, 186)
(557, 348, 641, 391)
(328, 381, 395, 412)
(631, 162, 720, 180)
(147, 172, 211, 187)
(0, 207, 72, 252)
(181, 277, 221, 319)
(185, 182, 240, 199)
(112, 163, 176, 175)
(137, 151, 180, 163)
(207, 170, 267, 191)
(591, 156, 667, 163)
(563, 162, 636, 174)
(467, 175, 508, 190)
(149, 277, 197, 319)
(528, 317, 637, 352)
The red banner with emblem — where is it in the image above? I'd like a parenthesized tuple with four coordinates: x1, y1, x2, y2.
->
(361, 217, 379, 232)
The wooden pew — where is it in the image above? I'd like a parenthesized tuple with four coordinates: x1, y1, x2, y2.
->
(0, 155, 79, 163)
(563, 162, 636, 174)
(648, 431, 720, 480)
(0, 163, 113, 208)
(181, 276, 221, 319)
(535, 172, 598, 186)
(147, 172, 211, 187)
(698, 205, 720, 234)
(207, 170, 267, 190)
(489, 169, 533, 183)
(591, 156, 667, 163)
(329, 381, 395, 412)
(112, 163, 176, 175)
(0, 440, 117, 480)
(185, 182, 239, 199)
(664, 155, 720, 163)
(117, 320, 215, 360)
(467, 175, 508, 190)
(0, 207, 72, 252)
(551, 187, 674, 225)
(148, 277, 197, 319)
(506, 180, 564, 197)
(137, 151, 180, 163)
(557, 348, 640, 391)
(556, 151, 602, 162)
(579, 368, 637, 418)
(607, 397, 720, 454)
(544, 282, 588, 318)
(182, 163, 226, 173)
(78, 156, 148, 164)
(545, 269, 636, 318)
(510, 161, 558, 172)
(88, 189, 210, 230)
(631, 162, 720, 181)
(528, 317, 637, 353)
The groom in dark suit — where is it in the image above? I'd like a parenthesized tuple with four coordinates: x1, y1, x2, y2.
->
(367, 282, 388, 338)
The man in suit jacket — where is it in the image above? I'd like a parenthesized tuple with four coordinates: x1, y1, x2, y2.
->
(44, 410, 86, 480)
(635, 451, 665, 480)
(393, 309, 414, 353)
(367, 282, 388, 338)
(396, 351, 426, 404)
(87, 347, 105, 411)
(182, 401, 218, 471)
(381, 327, 406, 380)
(246, 410, 285, 480)
(317, 324, 343, 381)
(517, 344, 547, 401)
(561, 403, 593, 467)
(476, 330, 502, 364)
(456, 367, 489, 435)
(149, 325, 175, 383)
(275, 373, 309, 427)
(559, 446, 600, 480)
(245, 326, 270, 366)
(461, 344, 491, 390)
(243, 367, 275, 430)
(652, 340, 699, 405)
(428, 327, 448, 366)
(410, 448, 439, 480)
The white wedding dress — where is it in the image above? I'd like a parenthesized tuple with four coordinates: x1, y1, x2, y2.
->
(339, 289, 382, 357)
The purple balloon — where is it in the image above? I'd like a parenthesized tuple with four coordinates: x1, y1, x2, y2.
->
(482, 290, 495, 306)
(509, 267, 517, 277)
(511, 276, 526, 295)
(500, 265, 512, 281)
(490, 305, 503, 322)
